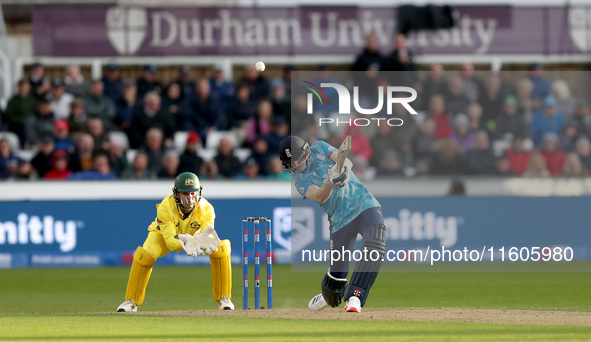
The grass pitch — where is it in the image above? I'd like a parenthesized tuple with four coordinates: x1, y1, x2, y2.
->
(1, 266, 590, 341)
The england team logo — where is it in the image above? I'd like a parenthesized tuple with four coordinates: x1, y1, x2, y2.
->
(569, 7, 591, 52)
(273, 207, 315, 252)
(106, 7, 147, 55)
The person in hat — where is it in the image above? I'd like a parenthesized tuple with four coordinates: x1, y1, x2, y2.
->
(102, 61, 123, 103)
(43, 149, 73, 180)
(67, 98, 89, 136)
(28, 62, 50, 101)
(494, 95, 528, 140)
(530, 95, 566, 146)
(49, 78, 74, 120)
(136, 64, 162, 101)
(26, 99, 55, 147)
(31, 136, 56, 177)
(174, 65, 196, 100)
(116, 172, 234, 312)
(528, 62, 552, 101)
(178, 131, 204, 175)
(53, 119, 76, 154)
(235, 156, 262, 180)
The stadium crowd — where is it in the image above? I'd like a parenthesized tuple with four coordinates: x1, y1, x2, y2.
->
(0, 33, 590, 181)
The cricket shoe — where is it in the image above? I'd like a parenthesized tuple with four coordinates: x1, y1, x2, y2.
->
(117, 300, 137, 312)
(344, 296, 361, 313)
(308, 293, 328, 311)
(219, 296, 235, 310)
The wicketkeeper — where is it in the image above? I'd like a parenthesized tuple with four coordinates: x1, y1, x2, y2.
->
(117, 172, 234, 312)
(279, 136, 386, 313)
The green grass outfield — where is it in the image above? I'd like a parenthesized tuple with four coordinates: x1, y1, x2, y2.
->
(1, 266, 591, 341)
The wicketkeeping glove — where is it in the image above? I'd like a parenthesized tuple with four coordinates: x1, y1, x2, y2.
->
(179, 233, 205, 257)
(194, 225, 221, 255)
(325, 164, 350, 188)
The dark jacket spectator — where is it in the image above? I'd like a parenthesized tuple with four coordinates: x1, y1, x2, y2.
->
(227, 83, 257, 129)
(102, 62, 123, 103)
(352, 33, 383, 72)
(68, 151, 116, 180)
(63, 65, 90, 98)
(465, 131, 497, 175)
(157, 151, 180, 179)
(270, 78, 290, 121)
(5, 80, 37, 147)
(429, 139, 465, 175)
(190, 79, 224, 138)
(174, 65, 197, 100)
(128, 92, 174, 149)
(209, 65, 234, 111)
(494, 96, 528, 140)
(140, 127, 166, 175)
(83, 80, 116, 126)
(114, 83, 137, 133)
(445, 77, 470, 117)
(240, 64, 270, 100)
(67, 98, 89, 136)
(129, 151, 153, 180)
(530, 96, 566, 146)
(52, 119, 77, 156)
(31, 137, 56, 177)
(420, 64, 448, 111)
(571, 100, 591, 139)
(108, 140, 129, 179)
(382, 34, 417, 87)
(161, 82, 192, 131)
(213, 137, 242, 179)
(477, 74, 504, 132)
(88, 117, 110, 152)
(26, 99, 55, 147)
(136, 65, 162, 101)
(28, 62, 50, 101)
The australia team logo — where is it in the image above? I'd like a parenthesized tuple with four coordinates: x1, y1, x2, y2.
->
(106, 6, 147, 55)
(569, 7, 591, 52)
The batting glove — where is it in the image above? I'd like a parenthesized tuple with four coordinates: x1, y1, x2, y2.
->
(325, 164, 349, 188)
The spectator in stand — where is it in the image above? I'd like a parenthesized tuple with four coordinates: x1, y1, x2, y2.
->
(449, 114, 475, 156)
(352, 32, 383, 72)
(67, 98, 89, 137)
(282, 65, 295, 95)
(49, 78, 73, 120)
(477, 73, 504, 134)
(561, 152, 588, 177)
(266, 156, 290, 180)
(52, 119, 76, 155)
(161, 82, 192, 131)
(108, 139, 129, 179)
(516, 78, 536, 124)
(174, 65, 196, 100)
(540, 132, 566, 177)
(465, 130, 497, 175)
(214, 137, 242, 179)
(140, 127, 166, 175)
(498, 67, 516, 101)
(420, 64, 447, 111)
(522, 151, 550, 178)
(74, 133, 96, 172)
(270, 78, 290, 121)
(88, 117, 110, 152)
(429, 95, 452, 139)
(376, 149, 403, 177)
(31, 137, 56, 178)
(68, 151, 115, 180)
(575, 137, 591, 172)
(227, 83, 257, 144)
(28, 62, 50, 101)
(43, 150, 73, 180)
(390, 103, 417, 158)
(157, 151, 180, 179)
(114, 82, 137, 133)
(552, 80, 577, 120)
(102, 62, 123, 103)
(494, 95, 528, 141)
(571, 99, 591, 139)
(200, 160, 221, 180)
(190, 79, 224, 140)
(558, 123, 580, 152)
(371, 124, 394, 168)
(265, 116, 290, 162)
(235, 156, 262, 180)
(245, 100, 273, 147)
(64, 65, 90, 99)
(459, 62, 482, 103)
(136, 65, 162, 101)
(505, 135, 531, 176)
(128, 91, 174, 149)
(528, 63, 552, 102)
(84, 80, 116, 127)
(466, 102, 485, 132)
(495, 156, 514, 176)
(429, 139, 464, 175)
(0, 138, 30, 179)
(130, 151, 153, 180)
(26, 99, 55, 148)
(5, 79, 37, 148)
(178, 131, 204, 175)
(530, 96, 566, 146)
(208, 64, 234, 112)
(412, 118, 437, 175)
(445, 76, 470, 118)
(383, 34, 417, 87)
(240, 64, 270, 101)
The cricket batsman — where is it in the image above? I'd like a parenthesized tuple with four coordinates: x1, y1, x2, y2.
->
(279, 136, 386, 313)
(117, 172, 234, 312)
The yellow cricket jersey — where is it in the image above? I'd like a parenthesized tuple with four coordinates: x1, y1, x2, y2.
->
(147, 194, 215, 253)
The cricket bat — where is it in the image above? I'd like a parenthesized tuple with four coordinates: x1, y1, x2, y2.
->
(336, 135, 351, 173)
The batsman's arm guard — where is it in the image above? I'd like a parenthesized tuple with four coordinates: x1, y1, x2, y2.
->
(321, 272, 348, 307)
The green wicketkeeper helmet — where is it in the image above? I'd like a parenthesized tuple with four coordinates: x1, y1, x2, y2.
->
(173, 172, 201, 192)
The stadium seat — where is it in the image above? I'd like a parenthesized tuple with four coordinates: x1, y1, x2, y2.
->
(108, 131, 129, 150)
(206, 131, 238, 150)
(17, 149, 34, 162)
(492, 139, 511, 157)
(174, 131, 190, 152)
(126, 149, 138, 165)
(197, 148, 216, 162)
(235, 148, 252, 163)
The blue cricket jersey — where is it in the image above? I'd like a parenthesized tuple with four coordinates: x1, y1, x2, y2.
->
(294, 141, 380, 233)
